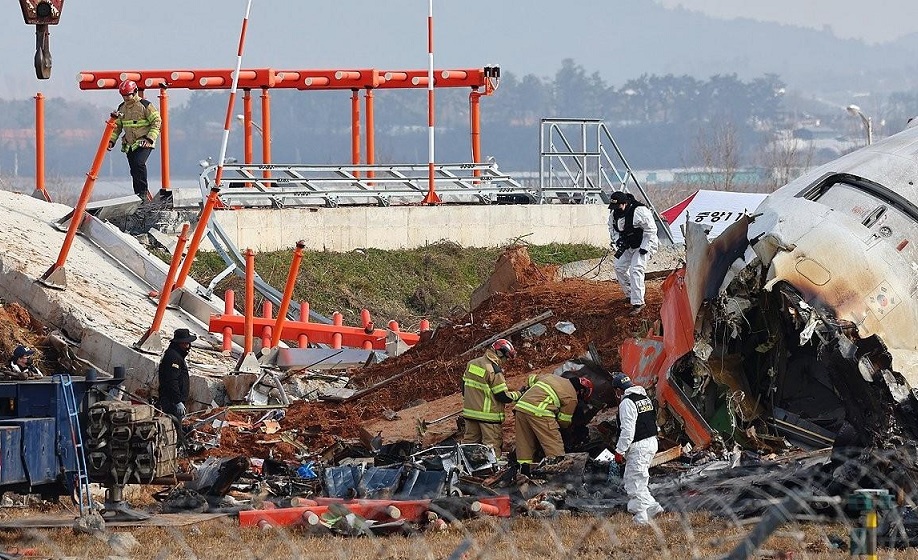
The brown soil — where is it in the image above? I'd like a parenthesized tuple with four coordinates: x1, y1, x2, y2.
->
(0, 301, 52, 371)
(213, 248, 664, 460)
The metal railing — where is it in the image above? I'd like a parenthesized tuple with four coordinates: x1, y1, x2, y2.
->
(196, 162, 537, 208)
(540, 118, 673, 242)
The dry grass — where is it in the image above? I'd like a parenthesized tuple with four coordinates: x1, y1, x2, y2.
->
(0, 510, 910, 559)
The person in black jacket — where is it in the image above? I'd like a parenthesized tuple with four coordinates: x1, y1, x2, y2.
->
(158, 328, 197, 418)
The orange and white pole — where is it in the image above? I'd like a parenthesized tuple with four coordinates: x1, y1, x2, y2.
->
(422, 0, 440, 204)
(214, 0, 254, 188)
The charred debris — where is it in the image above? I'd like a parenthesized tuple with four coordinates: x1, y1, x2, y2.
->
(144, 226, 918, 540)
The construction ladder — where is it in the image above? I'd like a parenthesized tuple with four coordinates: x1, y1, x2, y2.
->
(56, 374, 93, 515)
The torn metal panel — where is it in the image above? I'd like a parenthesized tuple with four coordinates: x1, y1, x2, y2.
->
(357, 467, 403, 499)
(397, 469, 447, 499)
(275, 348, 386, 370)
(324, 465, 363, 499)
(621, 267, 717, 449)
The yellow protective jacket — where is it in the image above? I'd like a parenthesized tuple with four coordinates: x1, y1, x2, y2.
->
(462, 349, 520, 423)
(110, 95, 161, 153)
(514, 374, 578, 428)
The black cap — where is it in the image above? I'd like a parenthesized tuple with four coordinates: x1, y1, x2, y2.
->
(12, 345, 34, 360)
(172, 328, 198, 344)
(610, 191, 629, 204)
(611, 372, 633, 390)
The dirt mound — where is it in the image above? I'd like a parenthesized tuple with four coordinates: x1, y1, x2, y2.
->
(262, 253, 664, 457)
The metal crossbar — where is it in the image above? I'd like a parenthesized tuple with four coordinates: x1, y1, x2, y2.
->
(197, 162, 536, 208)
(55, 374, 93, 515)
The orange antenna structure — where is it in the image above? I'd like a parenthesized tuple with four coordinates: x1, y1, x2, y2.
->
(78, 65, 500, 186)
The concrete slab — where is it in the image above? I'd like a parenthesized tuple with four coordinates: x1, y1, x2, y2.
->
(0, 191, 237, 398)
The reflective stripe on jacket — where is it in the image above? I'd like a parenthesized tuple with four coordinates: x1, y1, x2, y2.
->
(110, 96, 162, 153)
(515, 374, 578, 428)
(462, 350, 516, 423)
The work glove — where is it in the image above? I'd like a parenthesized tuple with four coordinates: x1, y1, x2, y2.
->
(174, 402, 187, 418)
(138, 137, 153, 149)
(639, 248, 648, 255)
(106, 140, 115, 151)
(518, 385, 529, 394)
(614, 452, 625, 464)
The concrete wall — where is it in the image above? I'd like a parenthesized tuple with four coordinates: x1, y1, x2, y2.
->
(211, 204, 610, 251)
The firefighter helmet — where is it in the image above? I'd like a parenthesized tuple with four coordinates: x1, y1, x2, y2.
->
(118, 80, 138, 96)
(492, 338, 516, 359)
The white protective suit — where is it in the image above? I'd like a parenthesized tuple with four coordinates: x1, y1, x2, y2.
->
(608, 205, 658, 306)
(615, 385, 662, 524)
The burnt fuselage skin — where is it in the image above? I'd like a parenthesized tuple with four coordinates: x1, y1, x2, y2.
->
(748, 125, 918, 383)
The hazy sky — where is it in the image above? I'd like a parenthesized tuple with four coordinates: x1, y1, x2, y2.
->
(657, 0, 917, 43)
(1, 1, 917, 102)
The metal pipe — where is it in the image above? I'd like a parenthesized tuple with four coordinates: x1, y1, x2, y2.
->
(271, 240, 306, 348)
(351, 89, 360, 176)
(298, 301, 310, 348)
(260, 300, 273, 349)
(173, 187, 221, 290)
(260, 87, 272, 180)
(365, 89, 375, 179)
(158, 86, 171, 193)
(40, 115, 118, 286)
(136, 223, 189, 347)
(243, 248, 255, 356)
(34, 92, 49, 201)
(470, 89, 481, 179)
(332, 312, 343, 349)
(242, 89, 253, 166)
(222, 289, 235, 352)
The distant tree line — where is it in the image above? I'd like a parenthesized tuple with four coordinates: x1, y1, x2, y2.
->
(0, 59, 894, 180)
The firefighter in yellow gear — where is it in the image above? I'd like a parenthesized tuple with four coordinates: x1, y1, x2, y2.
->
(461, 339, 520, 455)
(514, 374, 593, 469)
(107, 80, 162, 200)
